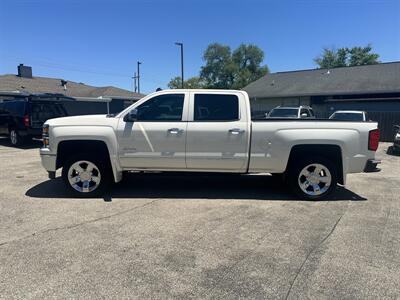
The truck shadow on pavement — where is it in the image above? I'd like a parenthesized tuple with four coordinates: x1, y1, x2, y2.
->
(0, 137, 40, 150)
(26, 172, 367, 202)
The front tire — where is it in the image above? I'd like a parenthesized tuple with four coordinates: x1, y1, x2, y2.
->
(62, 154, 111, 197)
(288, 156, 338, 200)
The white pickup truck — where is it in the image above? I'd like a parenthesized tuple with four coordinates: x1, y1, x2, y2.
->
(40, 89, 380, 200)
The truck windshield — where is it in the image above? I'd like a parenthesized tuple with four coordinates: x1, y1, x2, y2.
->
(268, 108, 298, 118)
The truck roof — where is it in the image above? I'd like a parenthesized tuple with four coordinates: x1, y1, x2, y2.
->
(164, 89, 245, 93)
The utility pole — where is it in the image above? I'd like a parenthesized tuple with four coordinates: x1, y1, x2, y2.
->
(132, 72, 137, 93)
(175, 42, 184, 88)
(137, 61, 142, 93)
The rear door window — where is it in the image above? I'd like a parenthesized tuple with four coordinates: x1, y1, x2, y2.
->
(30, 102, 68, 127)
(2, 100, 26, 116)
(194, 94, 239, 121)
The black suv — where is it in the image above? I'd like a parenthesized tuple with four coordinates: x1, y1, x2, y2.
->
(0, 95, 69, 146)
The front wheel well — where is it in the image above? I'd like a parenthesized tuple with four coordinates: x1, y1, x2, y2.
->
(56, 140, 111, 170)
(286, 144, 344, 185)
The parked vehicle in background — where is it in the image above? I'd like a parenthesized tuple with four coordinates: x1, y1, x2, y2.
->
(0, 95, 68, 146)
(266, 106, 315, 119)
(387, 125, 400, 155)
(329, 110, 368, 122)
(40, 89, 380, 200)
(394, 125, 400, 150)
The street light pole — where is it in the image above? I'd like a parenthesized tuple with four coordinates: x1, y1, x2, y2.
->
(132, 72, 137, 93)
(175, 42, 184, 88)
(137, 61, 142, 93)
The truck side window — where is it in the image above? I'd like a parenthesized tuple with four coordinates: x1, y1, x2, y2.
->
(136, 94, 184, 121)
(194, 94, 239, 121)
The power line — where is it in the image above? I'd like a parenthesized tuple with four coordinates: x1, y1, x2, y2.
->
(3, 55, 169, 89)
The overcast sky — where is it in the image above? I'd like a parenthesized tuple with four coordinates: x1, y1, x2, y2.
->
(1, 0, 399, 94)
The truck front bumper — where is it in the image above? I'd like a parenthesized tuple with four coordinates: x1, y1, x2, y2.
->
(40, 148, 57, 179)
(364, 159, 381, 172)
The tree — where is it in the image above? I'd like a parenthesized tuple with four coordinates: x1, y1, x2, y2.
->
(167, 43, 269, 90)
(348, 45, 380, 66)
(231, 44, 269, 89)
(200, 43, 236, 89)
(199, 43, 268, 89)
(314, 47, 348, 68)
(167, 76, 205, 89)
(314, 44, 379, 68)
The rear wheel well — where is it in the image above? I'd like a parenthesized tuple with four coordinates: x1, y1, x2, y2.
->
(8, 123, 17, 132)
(286, 144, 344, 185)
(56, 140, 111, 170)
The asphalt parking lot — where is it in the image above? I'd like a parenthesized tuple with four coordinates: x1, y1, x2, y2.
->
(0, 139, 399, 299)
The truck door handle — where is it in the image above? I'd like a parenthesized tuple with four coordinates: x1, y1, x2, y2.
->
(229, 128, 245, 135)
(167, 128, 183, 134)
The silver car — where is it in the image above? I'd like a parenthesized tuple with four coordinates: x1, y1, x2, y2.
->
(266, 106, 315, 119)
(329, 110, 368, 121)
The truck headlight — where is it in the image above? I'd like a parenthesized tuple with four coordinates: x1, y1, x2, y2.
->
(42, 124, 49, 148)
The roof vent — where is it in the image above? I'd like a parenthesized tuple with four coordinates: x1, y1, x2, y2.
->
(17, 64, 32, 78)
(60, 79, 68, 91)
(326, 70, 331, 75)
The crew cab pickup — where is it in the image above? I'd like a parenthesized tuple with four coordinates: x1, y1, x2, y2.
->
(40, 89, 380, 200)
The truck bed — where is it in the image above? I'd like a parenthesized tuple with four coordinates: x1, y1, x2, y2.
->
(249, 120, 378, 175)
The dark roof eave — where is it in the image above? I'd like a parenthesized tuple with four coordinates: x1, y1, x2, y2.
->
(103, 95, 143, 100)
(247, 89, 400, 99)
(325, 97, 400, 103)
(0, 90, 30, 97)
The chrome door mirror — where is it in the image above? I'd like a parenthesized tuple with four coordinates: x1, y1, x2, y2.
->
(123, 109, 138, 122)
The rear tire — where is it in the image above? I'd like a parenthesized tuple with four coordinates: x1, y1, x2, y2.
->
(387, 146, 394, 155)
(9, 128, 23, 146)
(287, 156, 338, 200)
(62, 154, 112, 197)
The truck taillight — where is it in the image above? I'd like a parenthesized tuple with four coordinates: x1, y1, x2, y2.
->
(23, 115, 30, 127)
(368, 129, 380, 151)
(42, 124, 49, 148)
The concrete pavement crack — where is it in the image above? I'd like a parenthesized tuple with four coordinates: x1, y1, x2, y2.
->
(0, 199, 159, 247)
(284, 208, 346, 300)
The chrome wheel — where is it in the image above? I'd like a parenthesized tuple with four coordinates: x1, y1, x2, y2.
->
(10, 130, 18, 145)
(67, 160, 101, 193)
(298, 163, 331, 196)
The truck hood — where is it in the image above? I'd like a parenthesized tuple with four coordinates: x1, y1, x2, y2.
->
(45, 114, 116, 127)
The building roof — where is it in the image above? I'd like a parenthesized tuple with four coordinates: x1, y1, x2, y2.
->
(244, 62, 400, 99)
(0, 74, 144, 100)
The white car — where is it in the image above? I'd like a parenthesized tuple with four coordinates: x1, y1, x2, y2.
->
(40, 89, 380, 200)
(266, 106, 315, 119)
(329, 110, 368, 122)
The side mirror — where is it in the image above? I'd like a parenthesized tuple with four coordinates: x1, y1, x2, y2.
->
(123, 109, 138, 122)
(300, 113, 308, 118)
